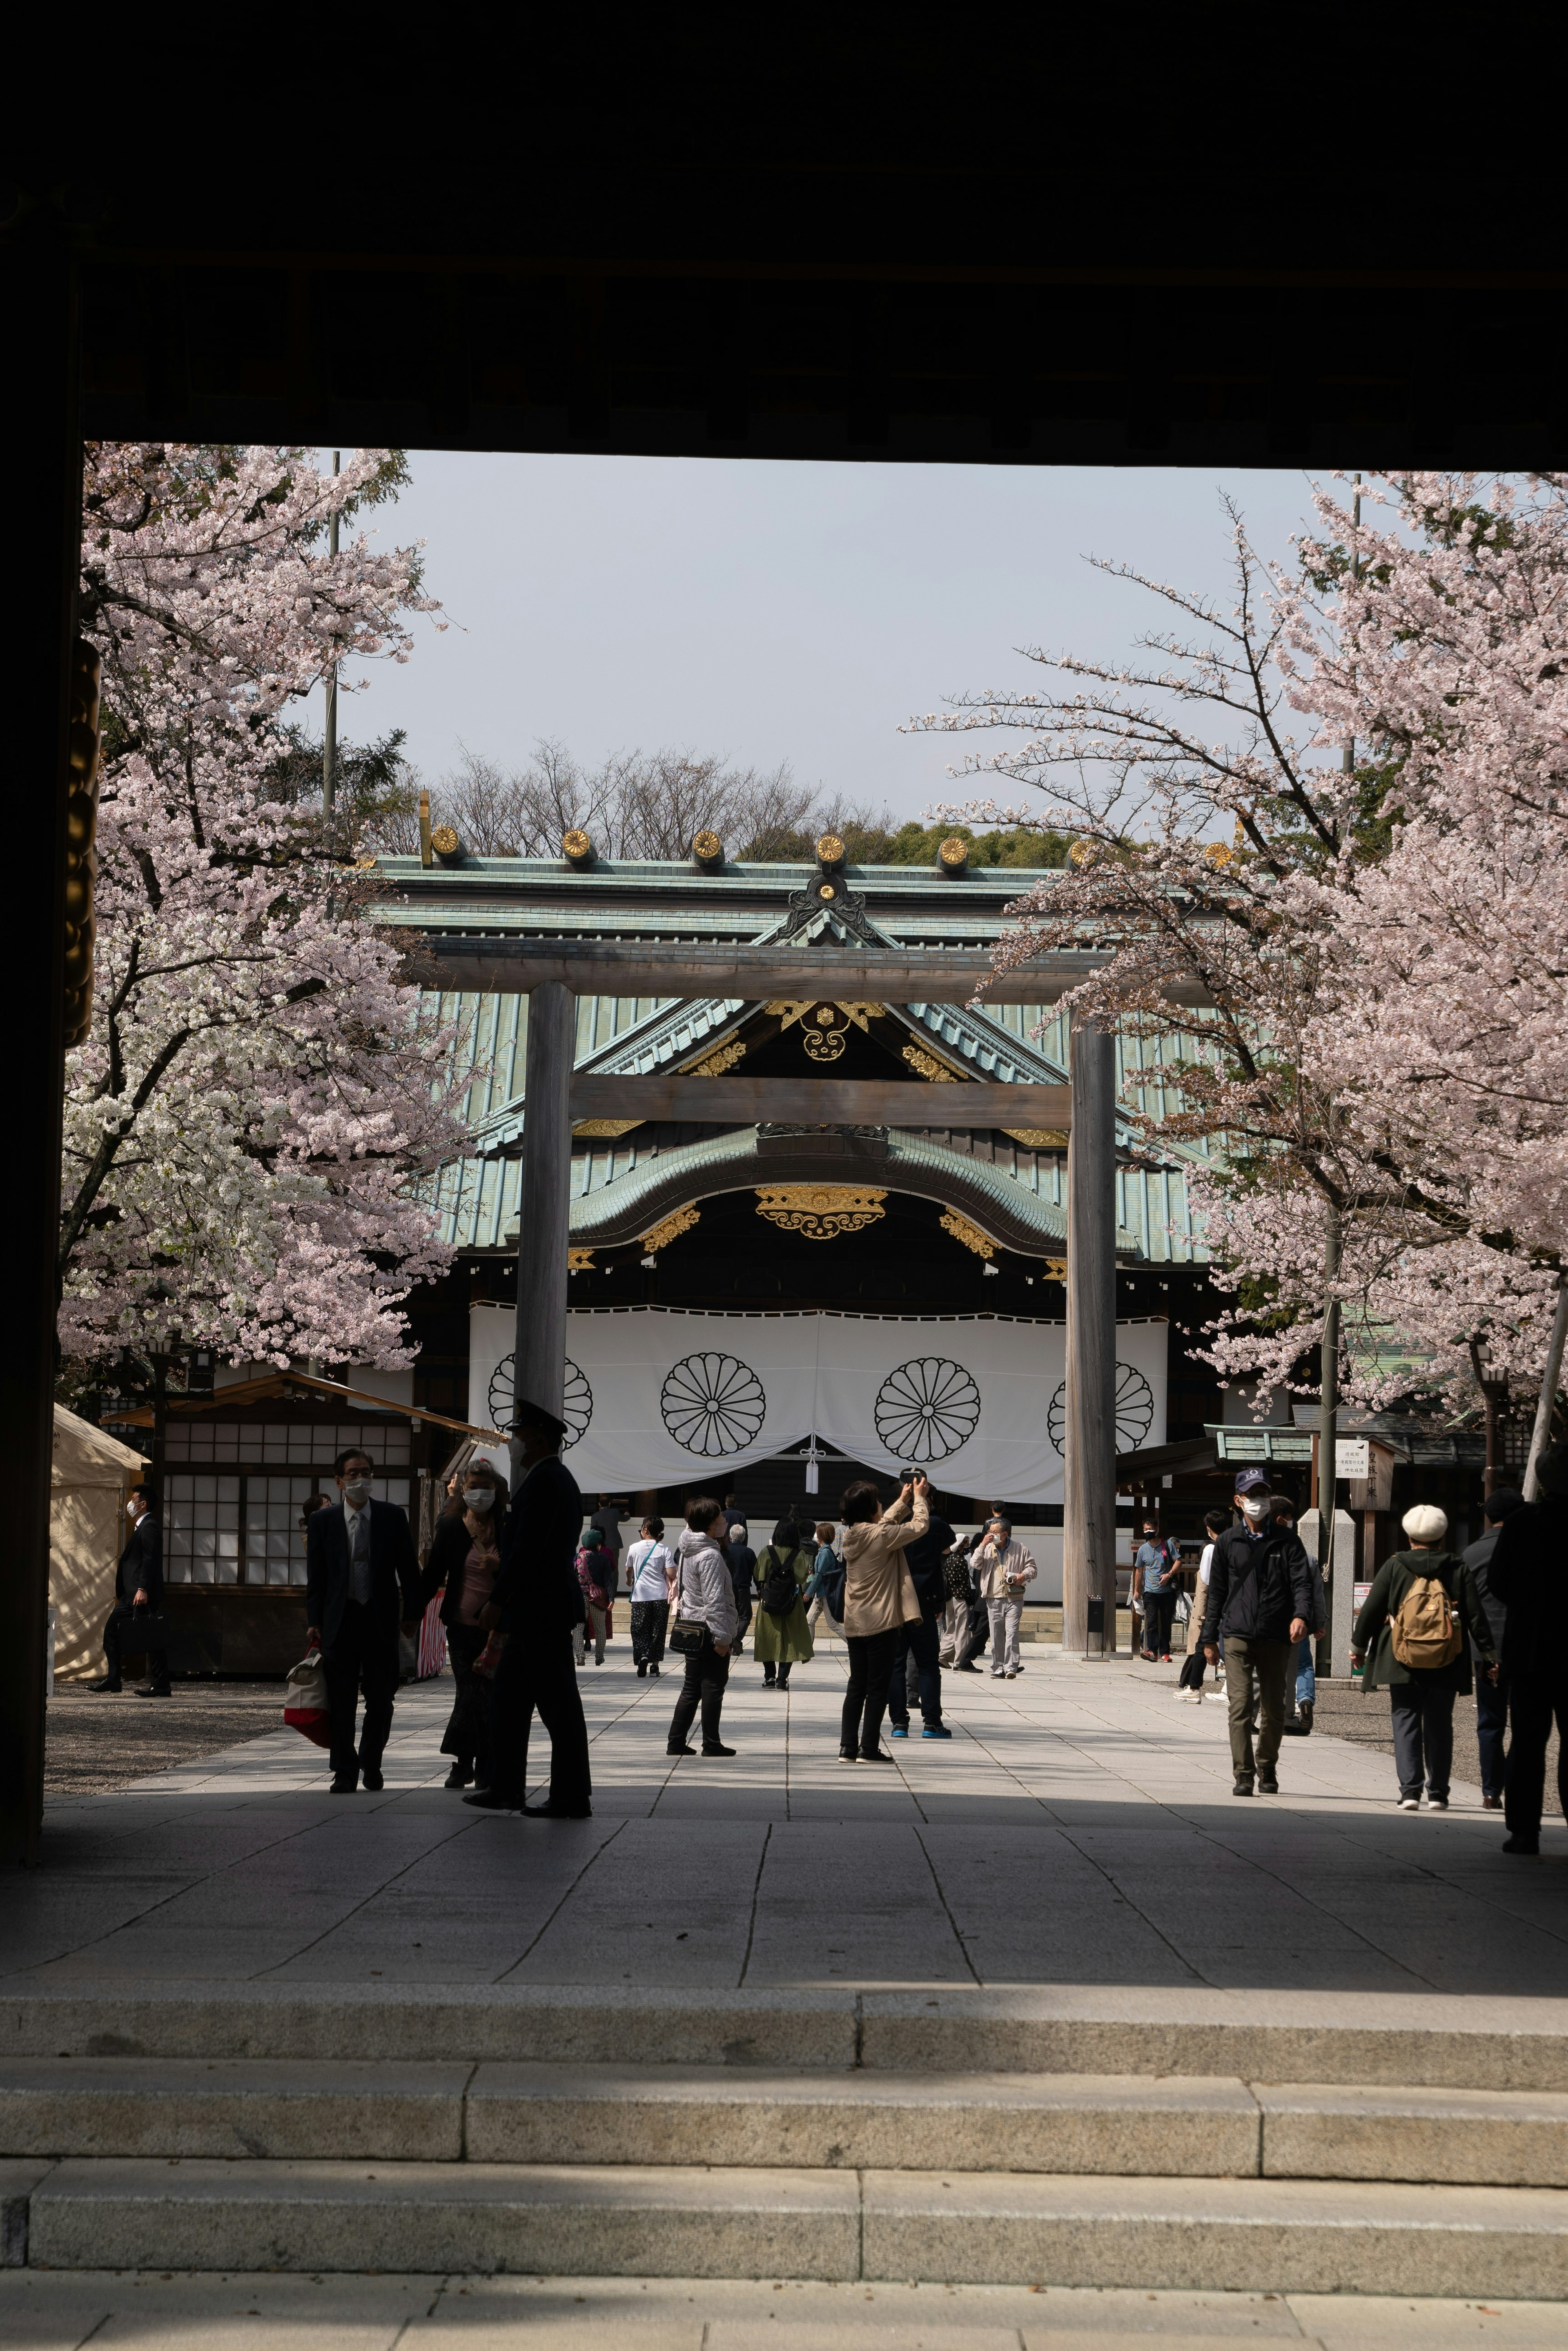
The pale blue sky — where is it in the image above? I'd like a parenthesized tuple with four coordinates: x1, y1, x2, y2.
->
(328, 453, 1331, 823)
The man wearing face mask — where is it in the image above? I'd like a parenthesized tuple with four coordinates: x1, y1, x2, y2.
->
(90, 1484, 168, 1695)
(1200, 1471, 1315, 1796)
(305, 1447, 421, 1794)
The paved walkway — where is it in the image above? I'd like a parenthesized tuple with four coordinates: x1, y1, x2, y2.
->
(2, 2268, 1565, 2349)
(10, 1647, 1566, 2004)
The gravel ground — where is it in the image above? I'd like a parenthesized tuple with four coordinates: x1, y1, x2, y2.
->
(45, 1682, 287, 1800)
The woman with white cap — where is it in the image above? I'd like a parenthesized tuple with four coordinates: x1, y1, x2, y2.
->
(1351, 1504, 1497, 1813)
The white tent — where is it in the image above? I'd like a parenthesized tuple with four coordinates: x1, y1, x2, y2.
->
(51, 1405, 148, 1683)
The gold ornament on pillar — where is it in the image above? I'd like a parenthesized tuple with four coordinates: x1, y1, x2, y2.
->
(755, 1184, 886, 1239)
(62, 642, 103, 1050)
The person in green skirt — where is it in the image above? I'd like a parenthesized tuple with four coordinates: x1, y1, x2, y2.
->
(751, 1515, 815, 1689)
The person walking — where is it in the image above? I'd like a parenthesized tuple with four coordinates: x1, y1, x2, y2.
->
(726, 1520, 757, 1658)
(1135, 1521, 1180, 1660)
(1463, 1486, 1523, 1813)
(1480, 1446, 1568, 1856)
(573, 1528, 612, 1666)
(1200, 1477, 1315, 1797)
(626, 1515, 675, 1677)
(1275, 1499, 1326, 1736)
(305, 1447, 422, 1794)
(752, 1515, 814, 1689)
(90, 1483, 169, 1697)
(887, 1502, 955, 1739)
(418, 1455, 506, 1789)
(805, 1520, 845, 1635)
(1351, 1503, 1496, 1813)
(973, 1516, 1037, 1679)
(1178, 1508, 1231, 1703)
(838, 1474, 928, 1762)
(937, 1530, 976, 1667)
(466, 1394, 592, 1817)
(666, 1497, 739, 1756)
(588, 1497, 624, 1598)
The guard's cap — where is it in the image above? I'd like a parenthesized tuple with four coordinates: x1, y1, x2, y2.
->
(510, 1394, 568, 1442)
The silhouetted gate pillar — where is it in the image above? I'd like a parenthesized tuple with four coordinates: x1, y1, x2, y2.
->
(510, 981, 575, 1482)
(1062, 1019, 1117, 1658)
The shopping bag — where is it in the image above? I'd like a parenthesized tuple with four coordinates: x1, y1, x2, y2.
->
(283, 1649, 331, 1747)
(416, 1595, 448, 1680)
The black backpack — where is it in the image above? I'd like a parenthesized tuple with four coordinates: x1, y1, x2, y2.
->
(942, 1543, 974, 1600)
(759, 1546, 802, 1615)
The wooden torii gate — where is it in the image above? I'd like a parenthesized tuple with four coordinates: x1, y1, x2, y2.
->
(428, 937, 1129, 1659)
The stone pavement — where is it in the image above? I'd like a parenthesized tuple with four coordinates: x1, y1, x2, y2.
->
(2, 2269, 1566, 2350)
(9, 1646, 1567, 2003)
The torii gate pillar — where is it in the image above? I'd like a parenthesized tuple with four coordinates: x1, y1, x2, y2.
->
(1063, 1019, 1118, 1658)
(511, 981, 575, 1484)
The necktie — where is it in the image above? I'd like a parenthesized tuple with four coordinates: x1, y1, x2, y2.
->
(350, 1508, 372, 1606)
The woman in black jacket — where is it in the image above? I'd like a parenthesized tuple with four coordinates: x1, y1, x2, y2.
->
(419, 1457, 508, 1790)
(1351, 1503, 1496, 1813)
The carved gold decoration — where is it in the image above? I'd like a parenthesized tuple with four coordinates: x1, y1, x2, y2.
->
(685, 1039, 747, 1076)
(818, 882, 837, 899)
(902, 1043, 962, 1082)
(567, 1247, 596, 1271)
(1003, 1126, 1070, 1150)
(573, 1118, 644, 1139)
(640, 1204, 702, 1254)
(815, 833, 846, 865)
(938, 835, 969, 869)
(766, 1001, 879, 1065)
(692, 829, 724, 865)
(563, 828, 594, 866)
(1042, 1258, 1068, 1280)
(62, 640, 103, 1049)
(755, 1184, 886, 1240)
(940, 1209, 998, 1259)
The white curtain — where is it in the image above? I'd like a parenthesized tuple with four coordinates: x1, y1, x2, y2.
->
(470, 1306, 1166, 1506)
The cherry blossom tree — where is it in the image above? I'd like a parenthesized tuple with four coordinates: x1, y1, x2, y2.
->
(62, 444, 470, 1372)
(908, 478, 1568, 1436)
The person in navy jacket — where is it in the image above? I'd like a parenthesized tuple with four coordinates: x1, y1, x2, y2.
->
(305, 1445, 421, 1793)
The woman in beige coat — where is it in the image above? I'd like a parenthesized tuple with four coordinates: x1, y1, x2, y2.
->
(838, 1473, 929, 1762)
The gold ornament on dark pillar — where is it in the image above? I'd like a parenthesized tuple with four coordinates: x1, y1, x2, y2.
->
(62, 641, 103, 1050)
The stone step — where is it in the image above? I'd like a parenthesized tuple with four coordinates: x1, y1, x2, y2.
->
(18, 2157, 1568, 2295)
(10, 1982, 1568, 2089)
(5, 2060, 1568, 2187)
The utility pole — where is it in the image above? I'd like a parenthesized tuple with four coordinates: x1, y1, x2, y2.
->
(322, 449, 340, 814)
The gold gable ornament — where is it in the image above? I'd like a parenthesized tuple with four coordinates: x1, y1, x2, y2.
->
(567, 1248, 596, 1272)
(940, 1209, 998, 1259)
(755, 1185, 886, 1240)
(572, 1118, 644, 1139)
(684, 1039, 748, 1076)
(766, 1000, 881, 1065)
(639, 1204, 701, 1265)
(902, 1043, 962, 1082)
(1002, 1127, 1070, 1150)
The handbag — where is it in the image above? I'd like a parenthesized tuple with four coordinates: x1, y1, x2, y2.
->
(283, 1648, 330, 1747)
(667, 1556, 707, 1654)
(121, 1605, 173, 1651)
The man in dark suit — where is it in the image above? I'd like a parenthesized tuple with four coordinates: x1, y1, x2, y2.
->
(1486, 1445, 1568, 1856)
(90, 1483, 169, 1695)
(305, 1445, 421, 1793)
(466, 1394, 592, 1818)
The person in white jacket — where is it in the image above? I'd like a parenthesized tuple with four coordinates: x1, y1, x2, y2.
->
(664, 1497, 740, 1758)
(973, 1517, 1037, 1679)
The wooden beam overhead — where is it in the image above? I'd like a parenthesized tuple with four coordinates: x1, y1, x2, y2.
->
(410, 938, 1218, 1006)
(567, 1075, 1073, 1126)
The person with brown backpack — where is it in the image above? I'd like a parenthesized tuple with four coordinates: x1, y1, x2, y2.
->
(1351, 1503, 1497, 1813)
